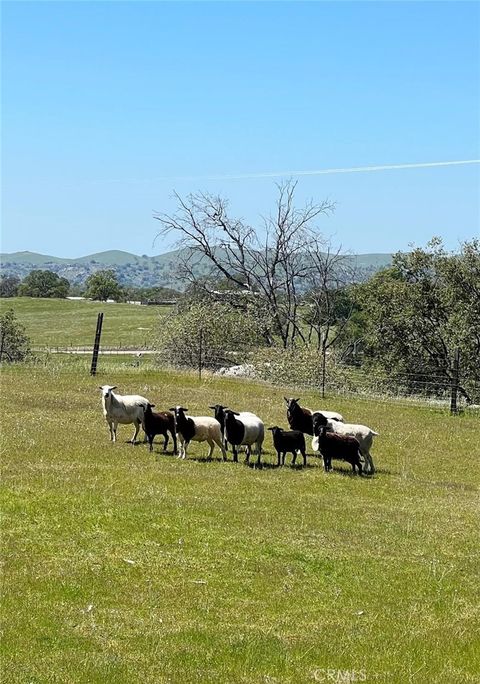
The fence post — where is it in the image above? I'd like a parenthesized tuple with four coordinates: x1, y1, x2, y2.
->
(320, 338, 327, 399)
(450, 348, 460, 415)
(90, 312, 104, 376)
(198, 327, 203, 381)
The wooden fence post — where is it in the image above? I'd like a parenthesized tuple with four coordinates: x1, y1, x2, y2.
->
(450, 348, 460, 415)
(198, 327, 204, 381)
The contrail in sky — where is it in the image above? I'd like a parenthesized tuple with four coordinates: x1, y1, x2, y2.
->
(141, 159, 479, 182)
(87, 158, 479, 186)
(204, 159, 480, 180)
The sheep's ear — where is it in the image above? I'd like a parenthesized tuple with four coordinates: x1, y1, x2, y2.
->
(209, 406, 216, 410)
(169, 407, 175, 412)
(267, 426, 274, 431)
(284, 397, 289, 403)
(99, 386, 104, 390)
(232, 410, 240, 416)
(150, 404, 155, 408)
(110, 386, 117, 391)
(295, 398, 300, 403)
(181, 407, 188, 412)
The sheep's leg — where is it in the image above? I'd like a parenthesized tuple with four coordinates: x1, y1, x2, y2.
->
(130, 420, 140, 444)
(182, 440, 189, 460)
(148, 434, 154, 452)
(206, 439, 215, 459)
(163, 432, 169, 451)
(360, 447, 374, 474)
(112, 421, 118, 443)
(232, 445, 238, 463)
(292, 451, 297, 466)
(177, 435, 185, 458)
(216, 438, 227, 462)
(108, 420, 115, 442)
(256, 443, 261, 466)
(276, 450, 281, 467)
(170, 430, 178, 456)
(302, 450, 307, 467)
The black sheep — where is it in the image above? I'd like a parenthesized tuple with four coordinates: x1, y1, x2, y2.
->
(312, 413, 362, 475)
(285, 397, 314, 435)
(141, 403, 177, 454)
(268, 426, 307, 467)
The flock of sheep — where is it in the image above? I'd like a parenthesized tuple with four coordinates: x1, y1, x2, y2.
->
(99, 385, 378, 475)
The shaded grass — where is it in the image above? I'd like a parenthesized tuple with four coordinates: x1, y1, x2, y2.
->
(1, 363, 479, 683)
(0, 297, 169, 348)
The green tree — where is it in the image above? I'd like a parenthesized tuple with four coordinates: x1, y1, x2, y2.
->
(0, 274, 20, 297)
(85, 270, 123, 301)
(358, 238, 480, 401)
(0, 309, 31, 362)
(18, 270, 70, 298)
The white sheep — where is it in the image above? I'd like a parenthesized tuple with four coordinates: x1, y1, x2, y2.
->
(312, 413, 378, 474)
(99, 385, 150, 443)
(171, 406, 226, 460)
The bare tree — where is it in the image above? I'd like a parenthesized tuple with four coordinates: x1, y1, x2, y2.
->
(302, 244, 359, 395)
(154, 181, 335, 348)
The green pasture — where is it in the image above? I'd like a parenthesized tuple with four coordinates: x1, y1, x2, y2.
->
(0, 297, 169, 348)
(1, 361, 479, 683)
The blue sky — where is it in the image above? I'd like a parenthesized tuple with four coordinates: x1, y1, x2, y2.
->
(2, 1, 479, 257)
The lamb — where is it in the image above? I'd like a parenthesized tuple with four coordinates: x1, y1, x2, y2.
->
(223, 409, 264, 465)
(140, 403, 177, 455)
(285, 397, 344, 436)
(312, 421, 363, 475)
(170, 406, 226, 461)
(99, 385, 149, 443)
(312, 412, 377, 474)
(268, 426, 307, 467)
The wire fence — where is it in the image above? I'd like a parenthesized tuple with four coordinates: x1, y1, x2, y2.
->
(34, 339, 480, 412)
(152, 339, 480, 412)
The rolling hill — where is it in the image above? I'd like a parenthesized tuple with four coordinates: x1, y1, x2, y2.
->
(0, 249, 393, 289)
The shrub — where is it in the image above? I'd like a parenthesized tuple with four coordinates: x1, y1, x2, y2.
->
(0, 309, 31, 362)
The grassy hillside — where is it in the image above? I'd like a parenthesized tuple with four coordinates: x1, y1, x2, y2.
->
(0, 297, 169, 348)
(1, 362, 478, 683)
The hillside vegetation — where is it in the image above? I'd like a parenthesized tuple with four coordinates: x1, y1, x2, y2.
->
(0, 248, 393, 289)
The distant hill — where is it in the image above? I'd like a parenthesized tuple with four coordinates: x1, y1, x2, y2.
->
(0, 249, 393, 289)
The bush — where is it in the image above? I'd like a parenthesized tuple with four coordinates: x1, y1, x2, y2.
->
(156, 301, 266, 370)
(0, 309, 31, 362)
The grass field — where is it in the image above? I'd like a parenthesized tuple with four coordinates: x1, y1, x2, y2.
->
(1, 361, 479, 683)
(0, 297, 170, 348)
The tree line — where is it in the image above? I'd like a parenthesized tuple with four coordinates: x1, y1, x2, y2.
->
(0, 269, 178, 303)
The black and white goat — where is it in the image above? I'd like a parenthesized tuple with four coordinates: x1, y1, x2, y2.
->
(268, 426, 307, 467)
